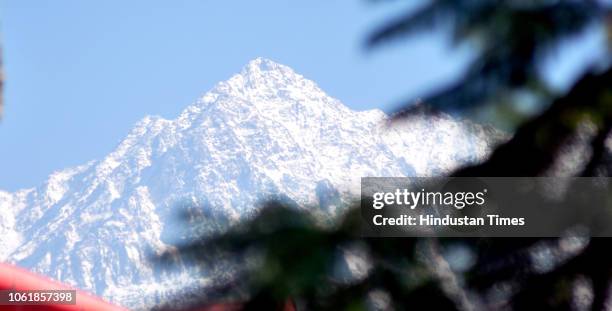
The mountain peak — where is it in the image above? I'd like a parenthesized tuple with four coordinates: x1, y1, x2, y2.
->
(240, 57, 299, 80)
(246, 57, 283, 72)
(201, 57, 329, 108)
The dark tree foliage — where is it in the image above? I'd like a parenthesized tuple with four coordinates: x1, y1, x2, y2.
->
(156, 205, 457, 311)
(369, 0, 608, 118)
(158, 1, 612, 310)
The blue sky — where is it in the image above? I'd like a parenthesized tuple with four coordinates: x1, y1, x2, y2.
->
(0, 1, 604, 190)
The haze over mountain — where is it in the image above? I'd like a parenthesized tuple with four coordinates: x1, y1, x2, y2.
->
(0, 58, 499, 309)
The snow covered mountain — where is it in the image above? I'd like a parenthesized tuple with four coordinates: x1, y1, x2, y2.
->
(0, 58, 499, 309)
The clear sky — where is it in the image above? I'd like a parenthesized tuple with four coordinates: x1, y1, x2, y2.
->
(0, 0, 604, 191)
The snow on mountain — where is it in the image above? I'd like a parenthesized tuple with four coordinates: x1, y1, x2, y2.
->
(0, 58, 499, 309)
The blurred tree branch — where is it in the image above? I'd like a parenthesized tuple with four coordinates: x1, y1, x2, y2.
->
(452, 67, 612, 176)
(369, 0, 608, 119)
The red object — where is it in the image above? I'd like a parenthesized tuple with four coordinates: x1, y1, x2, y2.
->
(0, 262, 128, 311)
(0, 262, 297, 311)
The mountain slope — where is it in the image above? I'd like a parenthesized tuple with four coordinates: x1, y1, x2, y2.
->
(0, 58, 498, 309)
